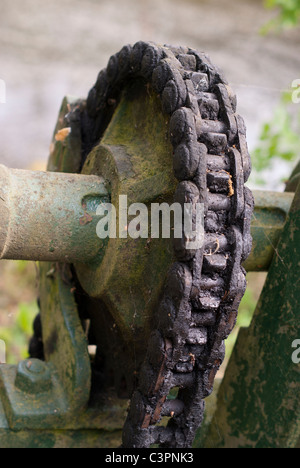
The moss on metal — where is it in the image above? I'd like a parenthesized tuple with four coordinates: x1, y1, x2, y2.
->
(76, 79, 177, 353)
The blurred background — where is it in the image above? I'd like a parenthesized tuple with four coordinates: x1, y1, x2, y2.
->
(0, 0, 299, 365)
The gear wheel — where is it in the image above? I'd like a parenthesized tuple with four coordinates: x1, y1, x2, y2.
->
(30, 42, 254, 449)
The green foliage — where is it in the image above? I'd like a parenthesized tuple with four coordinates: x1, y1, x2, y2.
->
(263, 0, 300, 32)
(251, 90, 300, 185)
(16, 259, 34, 274)
(0, 301, 38, 364)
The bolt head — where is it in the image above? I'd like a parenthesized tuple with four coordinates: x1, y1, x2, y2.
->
(15, 359, 52, 394)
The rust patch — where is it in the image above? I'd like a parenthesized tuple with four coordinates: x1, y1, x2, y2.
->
(208, 367, 218, 388)
(227, 309, 238, 333)
(228, 174, 234, 197)
(151, 396, 167, 425)
(55, 127, 71, 142)
(79, 212, 93, 226)
(152, 339, 173, 394)
(189, 352, 196, 367)
(141, 412, 152, 429)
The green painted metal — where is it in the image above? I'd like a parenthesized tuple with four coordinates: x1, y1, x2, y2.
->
(0, 95, 126, 448)
(0, 165, 109, 264)
(0, 268, 89, 430)
(196, 180, 300, 448)
(47, 96, 85, 175)
(0, 400, 123, 448)
(75, 80, 177, 352)
(285, 160, 300, 193)
(15, 359, 52, 394)
(0, 263, 126, 446)
(244, 190, 294, 272)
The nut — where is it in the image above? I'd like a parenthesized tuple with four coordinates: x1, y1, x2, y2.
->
(15, 359, 52, 394)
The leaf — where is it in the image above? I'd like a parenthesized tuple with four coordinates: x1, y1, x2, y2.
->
(262, 0, 300, 31)
(251, 87, 300, 187)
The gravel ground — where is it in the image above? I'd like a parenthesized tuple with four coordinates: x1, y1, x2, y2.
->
(0, 0, 300, 188)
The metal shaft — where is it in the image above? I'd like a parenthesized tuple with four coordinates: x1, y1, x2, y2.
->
(0, 164, 294, 270)
(0, 165, 109, 263)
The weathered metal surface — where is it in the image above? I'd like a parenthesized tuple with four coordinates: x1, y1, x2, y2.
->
(0, 94, 128, 448)
(0, 159, 293, 273)
(75, 78, 178, 374)
(0, 267, 90, 430)
(0, 428, 122, 449)
(0, 399, 123, 448)
(0, 165, 108, 263)
(15, 359, 52, 394)
(244, 190, 294, 272)
(285, 160, 300, 193)
(197, 181, 300, 448)
(0, 262, 127, 444)
(47, 96, 85, 175)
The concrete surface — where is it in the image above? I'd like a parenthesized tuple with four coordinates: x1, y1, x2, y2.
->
(0, 0, 300, 188)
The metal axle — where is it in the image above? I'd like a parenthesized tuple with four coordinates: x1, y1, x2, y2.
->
(0, 164, 294, 270)
(0, 164, 109, 264)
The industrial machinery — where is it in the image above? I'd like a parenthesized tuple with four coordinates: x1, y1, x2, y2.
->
(0, 42, 298, 448)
